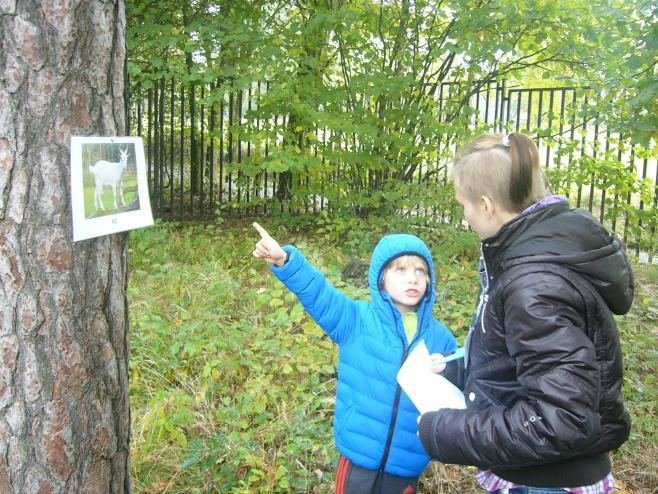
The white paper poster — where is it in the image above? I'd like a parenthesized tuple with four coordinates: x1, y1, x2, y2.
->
(71, 136, 153, 241)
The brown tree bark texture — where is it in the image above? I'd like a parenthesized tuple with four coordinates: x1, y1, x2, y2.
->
(0, 1, 130, 492)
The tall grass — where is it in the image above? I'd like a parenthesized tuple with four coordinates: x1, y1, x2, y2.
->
(128, 216, 657, 493)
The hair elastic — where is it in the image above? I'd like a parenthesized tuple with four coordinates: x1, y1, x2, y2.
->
(501, 134, 511, 147)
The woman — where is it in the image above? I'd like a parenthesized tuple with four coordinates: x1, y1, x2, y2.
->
(418, 132, 633, 494)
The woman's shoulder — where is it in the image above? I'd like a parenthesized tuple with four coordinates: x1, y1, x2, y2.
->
(496, 266, 589, 317)
(498, 263, 581, 293)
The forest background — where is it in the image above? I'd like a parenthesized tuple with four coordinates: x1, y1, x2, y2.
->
(125, 0, 657, 492)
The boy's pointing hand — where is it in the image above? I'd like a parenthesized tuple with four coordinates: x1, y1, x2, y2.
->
(253, 222, 287, 267)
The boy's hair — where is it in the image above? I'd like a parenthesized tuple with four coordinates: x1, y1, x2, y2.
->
(452, 132, 548, 213)
(384, 255, 431, 285)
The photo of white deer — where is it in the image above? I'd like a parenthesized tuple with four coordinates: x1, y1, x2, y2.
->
(89, 147, 129, 211)
(71, 136, 152, 241)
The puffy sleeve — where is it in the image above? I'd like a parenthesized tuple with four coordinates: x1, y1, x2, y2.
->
(419, 273, 601, 469)
(271, 245, 360, 345)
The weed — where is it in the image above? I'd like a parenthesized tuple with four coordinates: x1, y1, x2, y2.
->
(129, 215, 657, 493)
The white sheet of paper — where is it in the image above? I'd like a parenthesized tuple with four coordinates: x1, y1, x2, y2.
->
(397, 340, 466, 414)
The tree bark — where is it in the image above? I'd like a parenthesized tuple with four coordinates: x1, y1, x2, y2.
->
(0, 1, 130, 492)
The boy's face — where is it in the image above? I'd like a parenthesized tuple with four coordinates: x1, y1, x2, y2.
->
(382, 256, 429, 315)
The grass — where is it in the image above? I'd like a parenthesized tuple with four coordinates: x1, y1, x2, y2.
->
(84, 170, 139, 217)
(128, 215, 657, 493)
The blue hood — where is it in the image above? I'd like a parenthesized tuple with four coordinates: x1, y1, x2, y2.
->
(368, 234, 436, 338)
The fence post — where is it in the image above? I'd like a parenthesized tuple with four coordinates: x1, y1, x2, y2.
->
(129, 77, 656, 260)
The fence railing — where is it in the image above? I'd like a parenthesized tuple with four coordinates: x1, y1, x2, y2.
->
(128, 79, 657, 261)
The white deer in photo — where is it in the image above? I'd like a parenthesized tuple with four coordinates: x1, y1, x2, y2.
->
(89, 147, 129, 211)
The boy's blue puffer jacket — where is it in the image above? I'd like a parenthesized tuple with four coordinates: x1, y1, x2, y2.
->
(271, 234, 457, 477)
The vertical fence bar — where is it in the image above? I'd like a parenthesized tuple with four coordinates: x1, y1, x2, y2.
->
(576, 95, 588, 208)
(536, 90, 543, 148)
(263, 82, 269, 215)
(282, 114, 289, 214)
(137, 83, 143, 137)
(437, 83, 446, 221)
(623, 143, 635, 248)
(268, 111, 279, 209)
(208, 81, 215, 215)
(525, 90, 532, 132)
(611, 134, 623, 234)
(179, 84, 185, 219)
(588, 121, 599, 213)
(500, 80, 508, 133)
(304, 132, 308, 213)
(556, 89, 566, 178)
(474, 84, 481, 125)
(514, 91, 521, 132)
(237, 89, 243, 204)
(566, 90, 577, 198)
(484, 81, 491, 124)
(247, 86, 252, 209)
(147, 87, 153, 197)
(154, 79, 159, 213)
(189, 83, 199, 215)
(637, 156, 648, 257)
(169, 78, 175, 216)
(159, 78, 166, 214)
(600, 129, 611, 225)
(200, 84, 205, 215)
(495, 81, 503, 132)
(314, 124, 321, 213)
(153, 85, 159, 212)
(255, 82, 262, 212)
(648, 160, 658, 263)
(545, 89, 554, 168)
(219, 96, 225, 206)
(228, 91, 234, 202)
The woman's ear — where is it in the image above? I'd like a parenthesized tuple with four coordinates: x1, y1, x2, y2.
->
(480, 195, 495, 219)
(482, 195, 518, 227)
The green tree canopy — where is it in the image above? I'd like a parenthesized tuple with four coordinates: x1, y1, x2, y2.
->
(127, 0, 656, 214)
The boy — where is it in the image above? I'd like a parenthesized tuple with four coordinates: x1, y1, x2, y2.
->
(253, 223, 457, 493)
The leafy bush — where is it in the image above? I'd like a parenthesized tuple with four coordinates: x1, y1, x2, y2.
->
(129, 215, 656, 493)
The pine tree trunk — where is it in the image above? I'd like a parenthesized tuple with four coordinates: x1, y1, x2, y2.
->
(0, 1, 130, 492)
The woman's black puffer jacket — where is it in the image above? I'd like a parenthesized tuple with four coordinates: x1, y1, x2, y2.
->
(418, 202, 633, 487)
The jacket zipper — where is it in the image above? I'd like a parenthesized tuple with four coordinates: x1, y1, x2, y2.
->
(378, 305, 409, 474)
(479, 245, 491, 333)
(480, 294, 489, 333)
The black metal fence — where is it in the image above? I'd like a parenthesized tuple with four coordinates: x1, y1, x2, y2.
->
(128, 79, 657, 260)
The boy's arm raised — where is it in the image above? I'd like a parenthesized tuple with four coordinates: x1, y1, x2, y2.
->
(252, 222, 359, 344)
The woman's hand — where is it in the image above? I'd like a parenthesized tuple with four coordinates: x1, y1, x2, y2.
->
(430, 348, 465, 373)
(429, 354, 447, 374)
(252, 222, 287, 267)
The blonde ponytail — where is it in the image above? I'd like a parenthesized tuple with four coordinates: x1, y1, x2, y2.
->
(453, 132, 547, 213)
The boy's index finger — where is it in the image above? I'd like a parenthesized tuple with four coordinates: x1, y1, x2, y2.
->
(252, 222, 271, 240)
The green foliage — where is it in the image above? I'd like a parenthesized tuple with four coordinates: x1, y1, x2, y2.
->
(615, 264, 658, 490)
(129, 218, 337, 492)
(127, 215, 477, 492)
(129, 216, 658, 492)
(127, 0, 656, 221)
(582, 1, 657, 145)
(544, 134, 658, 239)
